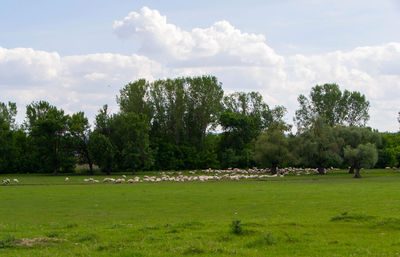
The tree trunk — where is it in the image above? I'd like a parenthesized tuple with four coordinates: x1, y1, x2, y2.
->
(53, 143, 58, 176)
(83, 144, 94, 175)
(88, 161, 93, 175)
(318, 167, 325, 175)
(354, 168, 361, 178)
(132, 169, 136, 175)
(270, 164, 277, 174)
(348, 165, 354, 174)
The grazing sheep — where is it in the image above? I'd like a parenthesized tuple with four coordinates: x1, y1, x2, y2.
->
(65, 177, 69, 182)
(103, 178, 115, 183)
(122, 175, 127, 179)
(13, 178, 19, 183)
(114, 178, 124, 183)
(2, 179, 10, 185)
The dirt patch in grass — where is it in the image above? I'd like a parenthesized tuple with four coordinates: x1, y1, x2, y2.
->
(15, 237, 64, 247)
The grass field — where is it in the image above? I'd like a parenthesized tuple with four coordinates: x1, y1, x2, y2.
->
(1, 169, 400, 256)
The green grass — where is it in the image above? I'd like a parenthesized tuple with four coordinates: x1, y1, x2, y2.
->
(1, 169, 400, 256)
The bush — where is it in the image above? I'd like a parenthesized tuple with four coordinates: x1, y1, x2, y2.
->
(230, 220, 243, 235)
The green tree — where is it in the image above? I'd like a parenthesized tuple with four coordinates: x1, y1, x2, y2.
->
(25, 101, 73, 175)
(117, 79, 153, 120)
(344, 143, 378, 178)
(109, 112, 153, 171)
(336, 126, 381, 173)
(298, 117, 342, 174)
(254, 124, 291, 174)
(295, 83, 370, 130)
(88, 131, 114, 175)
(0, 102, 17, 128)
(94, 105, 112, 136)
(0, 102, 15, 173)
(117, 76, 224, 170)
(68, 112, 94, 174)
(184, 76, 224, 147)
(377, 133, 400, 168)
(218, 91, 286, 168)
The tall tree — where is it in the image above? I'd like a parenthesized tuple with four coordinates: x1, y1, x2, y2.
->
(0, 102, 17, 173)
(218, 91, 286, 168)
(109, 112, 153, 171)
(295, 83, 370, 130)
(0, 102, 17, 128)
(117, 76, 223, 170)
(25, 101, 73, 175)
(68, 112, 94, 174)
(117, 79, 153, 120)
(184, 76, 224, 147)
(88, 131, 114, 175)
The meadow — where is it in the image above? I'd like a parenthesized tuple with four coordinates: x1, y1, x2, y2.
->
(1, 169, 400, 256)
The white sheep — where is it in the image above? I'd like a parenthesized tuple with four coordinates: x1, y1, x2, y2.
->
(122, 175, 127, 178)
(65, 177, 69, 182)
(13, 178, 19, 183)
(2, 179, 10, 185)
(114, 178, 123, 183)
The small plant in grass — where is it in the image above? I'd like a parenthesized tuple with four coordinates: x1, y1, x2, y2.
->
(0, 235, 17, 248)
(46, 231, 60, 238)
(246, 232, 276, 248)
(76, 233, 97, 242)
(231, 219, 243, 234)
(263, 232, 275, 245)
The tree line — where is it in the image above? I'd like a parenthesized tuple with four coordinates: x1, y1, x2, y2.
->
(0, 76, 399, 177)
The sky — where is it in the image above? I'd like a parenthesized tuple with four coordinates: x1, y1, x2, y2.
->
(1, 0, 400, 131)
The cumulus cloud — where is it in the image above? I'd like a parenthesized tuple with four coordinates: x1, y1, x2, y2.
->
(1, 7, 399, 132)
(0, 46, 164, 123)
(113, 7, 283, 67)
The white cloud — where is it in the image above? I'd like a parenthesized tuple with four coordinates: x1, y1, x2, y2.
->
(113, 7, 283, 67)
(0, 47, 61, 86)
(1, 7, 400, 132)
(0, 47, 164, 124)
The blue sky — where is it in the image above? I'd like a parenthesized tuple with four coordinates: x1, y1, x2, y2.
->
(2, 0, 399, 55)
(1, 0, 399, 131)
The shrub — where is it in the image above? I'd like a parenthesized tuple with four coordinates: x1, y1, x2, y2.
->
(230, 220, 243, 235)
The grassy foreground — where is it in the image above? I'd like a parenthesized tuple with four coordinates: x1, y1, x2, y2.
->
(1, 170, 400, 256)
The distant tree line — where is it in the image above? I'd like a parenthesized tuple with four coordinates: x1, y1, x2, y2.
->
(0, 76, 399, 177)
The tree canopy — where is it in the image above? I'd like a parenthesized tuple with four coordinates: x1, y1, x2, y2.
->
(295, 83, 370, 130)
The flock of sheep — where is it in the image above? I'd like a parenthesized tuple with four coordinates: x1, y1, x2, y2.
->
(75, 167, 338, 184)
(2, 167, 340, 185)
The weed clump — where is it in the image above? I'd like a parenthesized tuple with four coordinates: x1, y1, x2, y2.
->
(46, 231, 60, 238)
(0, 235, 17, 248)
(231, 220, 243, 235)
(246, 233, 275, 248)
